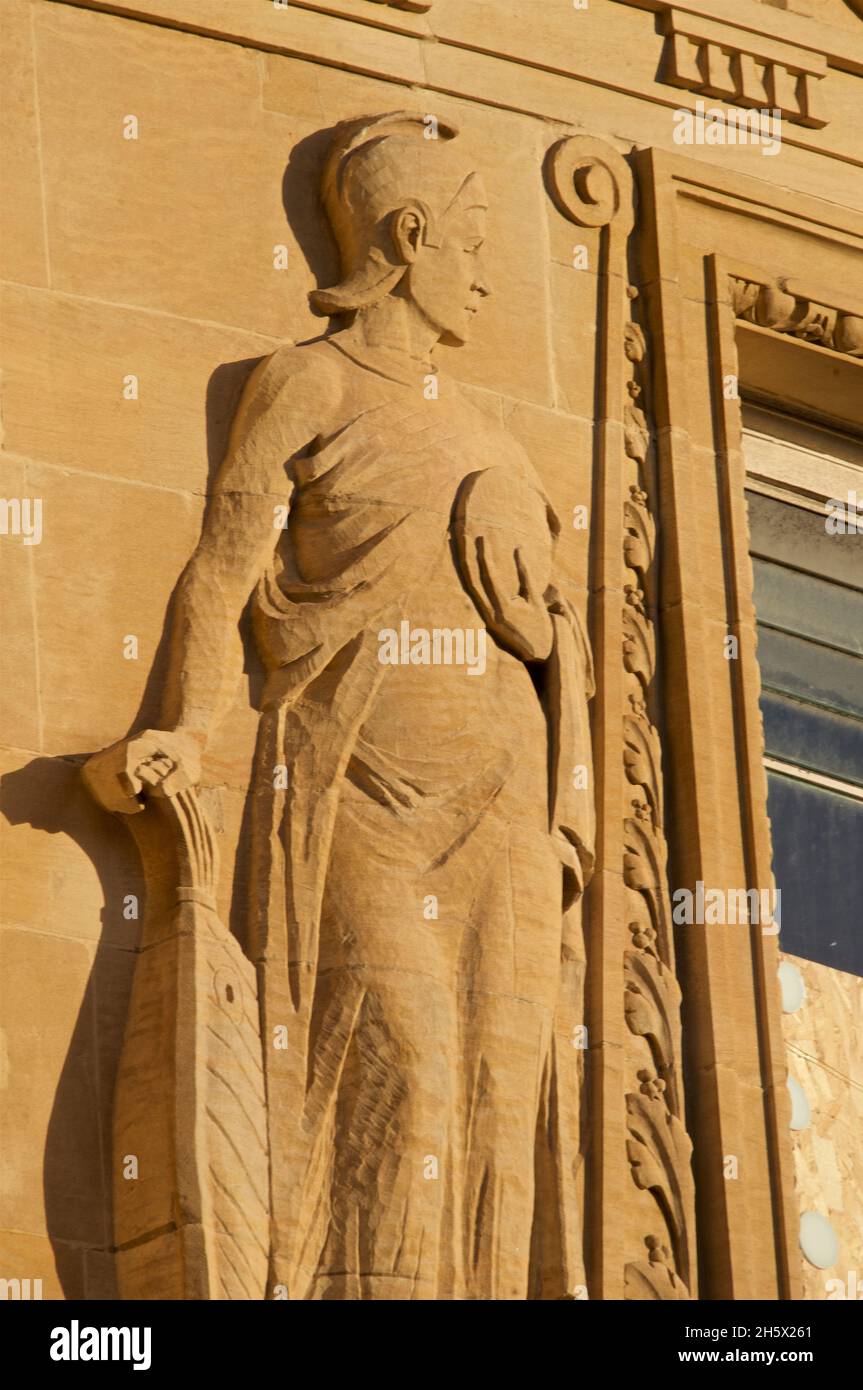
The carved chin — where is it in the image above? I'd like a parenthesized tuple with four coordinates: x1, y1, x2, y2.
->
(442, 319, 472, 346)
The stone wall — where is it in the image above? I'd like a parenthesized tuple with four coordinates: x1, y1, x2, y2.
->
(1, 0, 860, 1299)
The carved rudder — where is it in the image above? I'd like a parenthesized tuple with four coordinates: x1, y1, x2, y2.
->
(84, 758, 270, 1300)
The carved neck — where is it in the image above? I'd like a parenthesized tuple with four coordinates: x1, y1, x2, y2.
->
(343, 295, 440, 371)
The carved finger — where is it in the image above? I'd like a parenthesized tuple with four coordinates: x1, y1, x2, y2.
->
(137, 763, 166, 788)
(157, 764, 193, 798)
(514, 547, 537, 605)
(147, 757, 175, 778)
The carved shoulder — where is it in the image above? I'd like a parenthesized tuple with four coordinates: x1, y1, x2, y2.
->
(184, 342, 345, 589)
(221, 340, 344, 490)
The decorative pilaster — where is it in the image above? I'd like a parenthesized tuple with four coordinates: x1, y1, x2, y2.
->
(546, 134, 696, 1299)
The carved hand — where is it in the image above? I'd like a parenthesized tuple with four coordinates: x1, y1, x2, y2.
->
(82, 729, 204, 815)
(455, 469, 555, 662)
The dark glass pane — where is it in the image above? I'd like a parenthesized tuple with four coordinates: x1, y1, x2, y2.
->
(746, 489, 863, 590)
(748, 484, 863, 978)
(766, 771, 863, 977)
(757, 627, 863, 720)
(752, 556, 862, 656)
(761, 692, 863, 789)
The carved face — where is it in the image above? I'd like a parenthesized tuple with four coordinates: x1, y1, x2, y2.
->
(407, 198, 491, 346)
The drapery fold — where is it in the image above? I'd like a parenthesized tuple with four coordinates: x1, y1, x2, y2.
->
(241, 365, 594, 1298)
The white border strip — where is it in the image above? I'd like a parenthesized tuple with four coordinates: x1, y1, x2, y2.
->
(764, 755, 863, 803)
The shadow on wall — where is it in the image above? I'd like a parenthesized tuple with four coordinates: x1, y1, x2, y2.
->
(0, 137, 341, 1298)
(282, 122, 341, 322)
(0, 756, 141, 1299)
(0, 358, 263, 1299)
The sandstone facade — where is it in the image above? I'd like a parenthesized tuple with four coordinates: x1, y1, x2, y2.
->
(1, 0, 860, 1301)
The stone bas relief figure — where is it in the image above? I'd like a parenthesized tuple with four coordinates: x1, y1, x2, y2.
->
(85, 113, 596, 1300)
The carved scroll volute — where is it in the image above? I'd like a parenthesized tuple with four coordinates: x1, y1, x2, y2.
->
(546, 135, 696, 1299)
(547, 136, 635, 252)
(82, 756, 270, 1300)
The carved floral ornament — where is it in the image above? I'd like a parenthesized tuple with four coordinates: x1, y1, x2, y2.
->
(730, 276, 863, 357)
(548, 135, 697, 1301)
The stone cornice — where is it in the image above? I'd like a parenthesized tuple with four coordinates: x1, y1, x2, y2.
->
(611, 0, 863, 76)
(43, 0, 863, 179)
(659, 6, 827, 127)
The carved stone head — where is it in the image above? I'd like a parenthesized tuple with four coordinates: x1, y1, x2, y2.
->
(311, 110, 490, 345)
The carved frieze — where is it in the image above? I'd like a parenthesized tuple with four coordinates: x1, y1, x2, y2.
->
(730, 275, 863, 357)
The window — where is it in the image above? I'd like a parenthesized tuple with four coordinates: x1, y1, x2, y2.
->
(743, 405, 863, 977)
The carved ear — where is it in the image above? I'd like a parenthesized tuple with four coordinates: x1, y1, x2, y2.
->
(390, 200, 436, 261)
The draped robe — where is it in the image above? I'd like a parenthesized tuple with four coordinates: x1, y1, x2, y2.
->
(242, 336, 595, 1299)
